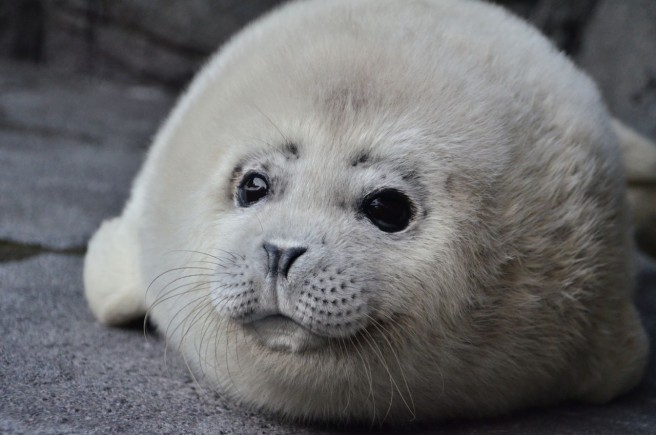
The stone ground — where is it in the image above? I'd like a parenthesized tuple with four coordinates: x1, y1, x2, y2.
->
(1, 31, 655, 435)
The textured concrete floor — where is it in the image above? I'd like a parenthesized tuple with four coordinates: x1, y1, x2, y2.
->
(1, 59, 654, 434)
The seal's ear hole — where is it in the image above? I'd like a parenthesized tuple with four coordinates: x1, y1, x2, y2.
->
(237, 171, 270, 207)
(362, 189, 413, 233)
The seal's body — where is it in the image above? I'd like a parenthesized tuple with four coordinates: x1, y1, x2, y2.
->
(84, 0, 649, 423)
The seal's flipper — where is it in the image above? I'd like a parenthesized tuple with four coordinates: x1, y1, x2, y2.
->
(84, 216, 146, 325)
(614, 119, 656, 255)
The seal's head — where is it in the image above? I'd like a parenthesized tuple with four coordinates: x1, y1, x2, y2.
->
(109, 0, 648, 423)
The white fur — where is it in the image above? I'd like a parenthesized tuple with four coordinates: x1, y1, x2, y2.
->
(84, 217, 144, 324)
(84, 0, 650, 423)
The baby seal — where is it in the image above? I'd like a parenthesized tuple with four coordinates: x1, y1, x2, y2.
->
(84, 0, 650, 423)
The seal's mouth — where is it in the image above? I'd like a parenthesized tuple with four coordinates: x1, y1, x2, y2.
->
(246, 314, 326, 353)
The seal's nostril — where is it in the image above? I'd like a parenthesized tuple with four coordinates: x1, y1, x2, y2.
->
(263, 242, 307, 278)
(280, 247, 307, 278)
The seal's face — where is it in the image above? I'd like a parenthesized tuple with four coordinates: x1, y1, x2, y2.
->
(208, 130, 435, 353)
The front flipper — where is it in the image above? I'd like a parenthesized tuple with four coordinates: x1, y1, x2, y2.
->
(614, 119, 656, 256)
(83, 216, 146, 325)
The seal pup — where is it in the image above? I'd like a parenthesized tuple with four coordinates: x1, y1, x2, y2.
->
(84, 0, 652, 423)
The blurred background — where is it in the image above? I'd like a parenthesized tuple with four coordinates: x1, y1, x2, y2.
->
(0, 0, 654, 138)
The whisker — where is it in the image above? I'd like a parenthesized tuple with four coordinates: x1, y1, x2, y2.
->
(145, 280, 212, 326)
(167, 249, 241, 263)
(250, 102, 290, 146)
(351, 332, 376, 424)
(366, 314, 416, 421)
(164, 292, 213, 350)
(147, 266, 215, 294)
(360, 327, 395, 423)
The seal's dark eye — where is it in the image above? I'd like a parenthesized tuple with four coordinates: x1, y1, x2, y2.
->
(237, 172, 269, 207)
(363, 189, 413, 233)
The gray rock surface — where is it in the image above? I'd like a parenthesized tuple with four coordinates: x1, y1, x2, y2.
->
(0, 61, 171, 250)
(0, 0, 286, 89)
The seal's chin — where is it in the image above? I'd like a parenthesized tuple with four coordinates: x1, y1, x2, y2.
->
(246, 315, 326, 353)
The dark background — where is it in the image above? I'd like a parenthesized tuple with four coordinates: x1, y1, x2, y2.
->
(0, 0, 654, 140)
(0, 1, 655, 434)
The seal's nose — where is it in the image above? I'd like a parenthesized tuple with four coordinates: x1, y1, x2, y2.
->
(263, 242, 307, 278)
